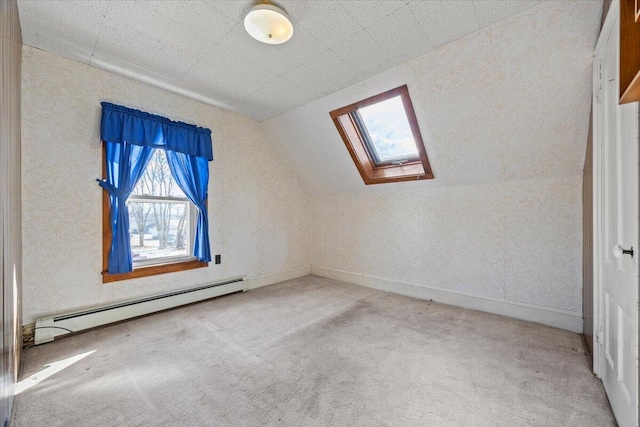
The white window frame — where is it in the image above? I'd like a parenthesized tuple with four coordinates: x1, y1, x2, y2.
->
(127, 191, 198, 268)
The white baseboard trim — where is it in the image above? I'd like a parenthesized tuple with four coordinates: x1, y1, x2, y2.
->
(32, 267, 313, 344)
(247, 265, 312, 290)
(312, 266, 583, 333)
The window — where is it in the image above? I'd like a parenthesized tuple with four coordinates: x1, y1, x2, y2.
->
(99, 102, 213, 282)
(330, 85, 433, 184)
(101, 147, 207, 283)
(128, 149, 196, 267)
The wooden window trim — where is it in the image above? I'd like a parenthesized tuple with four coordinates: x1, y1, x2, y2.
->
(101, 143, 208, 283)
(330, 85, 434, 185)
(620, 0, 640, 103)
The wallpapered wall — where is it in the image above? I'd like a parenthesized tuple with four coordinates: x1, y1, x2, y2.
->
(21, 46, 311, 324)
(264, 2, 600, 314)
(313, 177, 582, 312)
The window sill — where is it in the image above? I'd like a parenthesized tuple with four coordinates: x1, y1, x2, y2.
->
(363, 162, 433, 185)
(102, 260, 208, 283)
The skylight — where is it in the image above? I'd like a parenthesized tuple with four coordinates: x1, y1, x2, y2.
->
(356, 96, 419, 164)
(329, 85, 433, 185)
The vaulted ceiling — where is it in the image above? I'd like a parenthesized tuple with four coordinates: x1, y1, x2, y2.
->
(262, 1, 601, 194)
(17, 0, 546, 121)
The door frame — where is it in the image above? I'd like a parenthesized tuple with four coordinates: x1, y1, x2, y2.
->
(592, 0, 619, 381)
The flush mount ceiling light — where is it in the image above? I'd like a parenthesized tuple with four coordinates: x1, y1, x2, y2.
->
(244, 2, 293, 45)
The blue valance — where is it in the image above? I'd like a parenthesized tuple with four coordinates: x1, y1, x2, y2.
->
(100, 102, 214, 161)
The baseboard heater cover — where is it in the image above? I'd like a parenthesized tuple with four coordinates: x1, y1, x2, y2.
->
(34, 277, 247, 345)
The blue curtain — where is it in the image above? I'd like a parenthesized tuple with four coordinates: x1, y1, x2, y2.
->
(98, 102, 214, 274)
(165, 150, 211, 263)
(99, 141, 154, 274)
(100, 102, 213, 160)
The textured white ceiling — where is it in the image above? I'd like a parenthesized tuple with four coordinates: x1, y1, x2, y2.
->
(261, 1, 601, 194)
(17, 0, 544, 121)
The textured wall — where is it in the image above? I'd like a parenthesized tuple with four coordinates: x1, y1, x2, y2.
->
(0, 0, 22, 423)
(21, 47, 311, 324)
(313, 177, 582, 312)
(300, 2, 600, 314)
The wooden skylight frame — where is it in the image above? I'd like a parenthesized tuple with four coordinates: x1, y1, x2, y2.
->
(330, 85, 433, 185)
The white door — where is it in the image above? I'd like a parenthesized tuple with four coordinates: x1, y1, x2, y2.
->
(595, 10, 639, 427)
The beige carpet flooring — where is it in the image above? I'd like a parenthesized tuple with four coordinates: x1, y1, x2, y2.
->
(14, 275, 615, 426)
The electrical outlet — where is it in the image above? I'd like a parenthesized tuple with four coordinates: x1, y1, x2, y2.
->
(215, 254, 221, 264)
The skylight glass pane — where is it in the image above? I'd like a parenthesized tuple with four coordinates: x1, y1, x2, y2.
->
(359, 95, 419, 162)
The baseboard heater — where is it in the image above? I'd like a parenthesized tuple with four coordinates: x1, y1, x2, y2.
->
(34, 277, 247, 345)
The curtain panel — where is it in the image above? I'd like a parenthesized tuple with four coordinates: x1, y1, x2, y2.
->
(98, 102, 214, 274)
(165, 150, 212, 264)
(99, 142, 154, 274)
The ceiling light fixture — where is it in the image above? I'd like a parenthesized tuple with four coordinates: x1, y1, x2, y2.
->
(244, 2, 293, 45)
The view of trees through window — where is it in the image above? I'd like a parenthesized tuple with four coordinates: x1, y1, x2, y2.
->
(127, 149, 192, 263)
